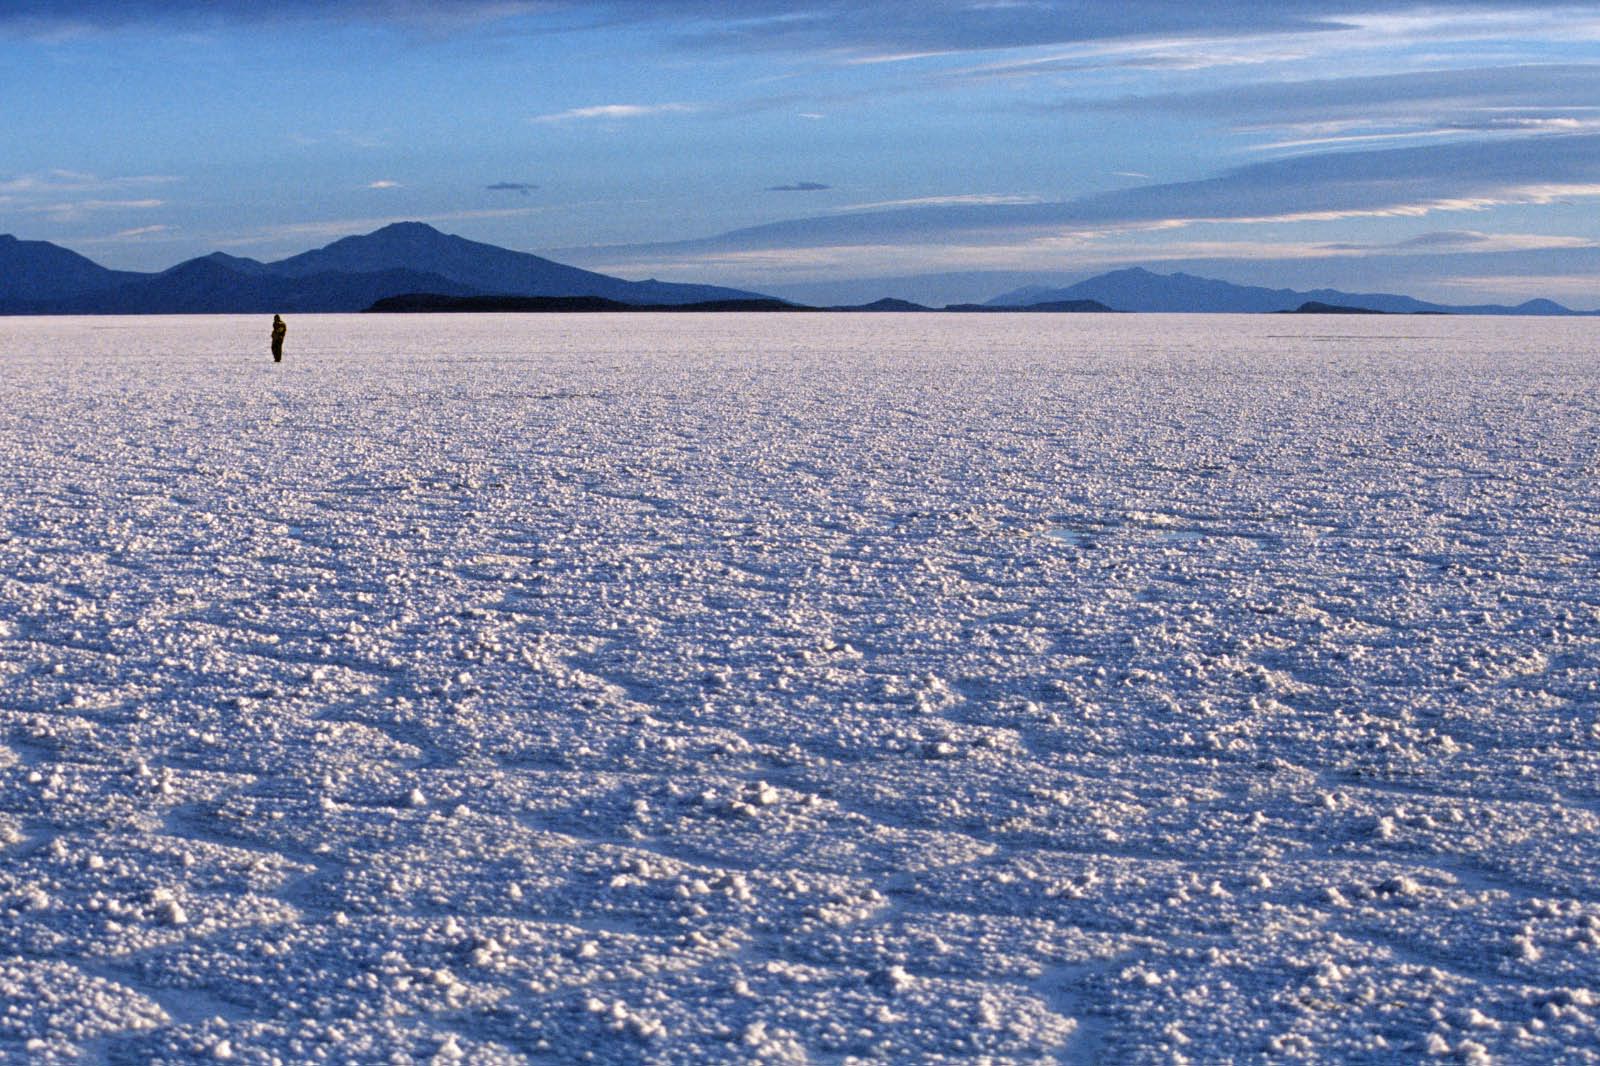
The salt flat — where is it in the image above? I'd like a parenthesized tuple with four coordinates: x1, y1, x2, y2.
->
(1, 312, 1597, 1064)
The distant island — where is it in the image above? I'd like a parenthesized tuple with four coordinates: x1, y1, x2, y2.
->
(2, 225, 1592, 315)
(1280, 301, 1389, 315)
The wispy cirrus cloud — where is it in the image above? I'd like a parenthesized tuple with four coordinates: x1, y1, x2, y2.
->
(1433, 271, 1600, 295)
(533, 102, 697, 123)
(11, 2, 1598, 57)
(0, 170, 177, 195)
(74, 223, 179, 244)
(833, 193, 1043, 212)
(1319, 229, 1599, 253)
(0, 171, 177, 228)
(44, 197, 165, 210)
(26, 199, 166, 223)
(649, 1, 1600, 66)
(0, 1, 546, 37)
(568, 133, 1600, 265)
(1082, 64, 1600, 122)
(1249, 117, 1600, 152)
(1070, 63, 1600, 151)
(768, 181, 831, 192)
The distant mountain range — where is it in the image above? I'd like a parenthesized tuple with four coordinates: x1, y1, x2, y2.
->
(3, 228, 1592, 315)
(986, 267, 1593, 315)
(366, 293, 1116, 314)
(0, 223, 767, 313)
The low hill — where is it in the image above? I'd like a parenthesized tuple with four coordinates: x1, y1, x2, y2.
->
(944, 299, 1115, 313)
(829, 298, 932, 312)
(1281, 301, 1387, 314)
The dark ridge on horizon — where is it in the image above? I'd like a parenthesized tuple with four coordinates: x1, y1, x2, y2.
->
(368, 293, 1121, 314)
(944, 299, 1117, 313)
(1280, 300, 1454, 315)
(365, 293, 805, 313)
(1279, 301, 1389, 314)
(828, 297, 931, 311)
(2, 226, 1593, 315)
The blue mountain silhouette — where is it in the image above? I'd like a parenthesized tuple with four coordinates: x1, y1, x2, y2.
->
(986, 267, 1580, 315)
(0, 222, 766, 313)
(0, 234, 143, 302)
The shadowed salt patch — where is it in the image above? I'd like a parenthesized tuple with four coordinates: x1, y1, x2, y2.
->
(1043, 527, 1095, 547)
(1154, 529, 1274, 549)
(1151, 529, 1273, 548)
(1044, 524, 1270, 550)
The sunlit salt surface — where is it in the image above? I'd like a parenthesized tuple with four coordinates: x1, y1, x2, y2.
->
(1, 312, 1598, 1063)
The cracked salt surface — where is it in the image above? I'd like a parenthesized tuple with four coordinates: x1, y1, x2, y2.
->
(0, 311, 1597, 1063)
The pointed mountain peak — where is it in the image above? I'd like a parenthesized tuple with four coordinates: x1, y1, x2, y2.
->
(319, 221, 479, 258)
(194, 250, 271, 275)
(359, 221, 459, 247)
(275, 222, 474, 271)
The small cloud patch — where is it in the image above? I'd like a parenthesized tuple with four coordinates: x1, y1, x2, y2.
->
(367, 180, 401, 190)
(487, 182, 538, 196)
(769, 182, 831, 192)
(1394, 230, 1492, 249)
(534, 103, 696, 123)
(110, 225, 175, 239)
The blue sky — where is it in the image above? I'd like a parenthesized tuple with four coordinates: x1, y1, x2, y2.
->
(3, 1, 1598, 304)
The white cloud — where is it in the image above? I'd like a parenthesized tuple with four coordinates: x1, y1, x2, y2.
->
(532, 103, 698, 123)
(1325, 230, 1600, 254)
(23, 197, 167, 223)
(834, 193, 1043, 212)
(1434, 272, 1600, 296)
(0, 170, 177, 196)
(74, 224, 179, 243)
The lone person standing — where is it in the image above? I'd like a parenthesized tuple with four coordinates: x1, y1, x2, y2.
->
(270, 314, 287, 362)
